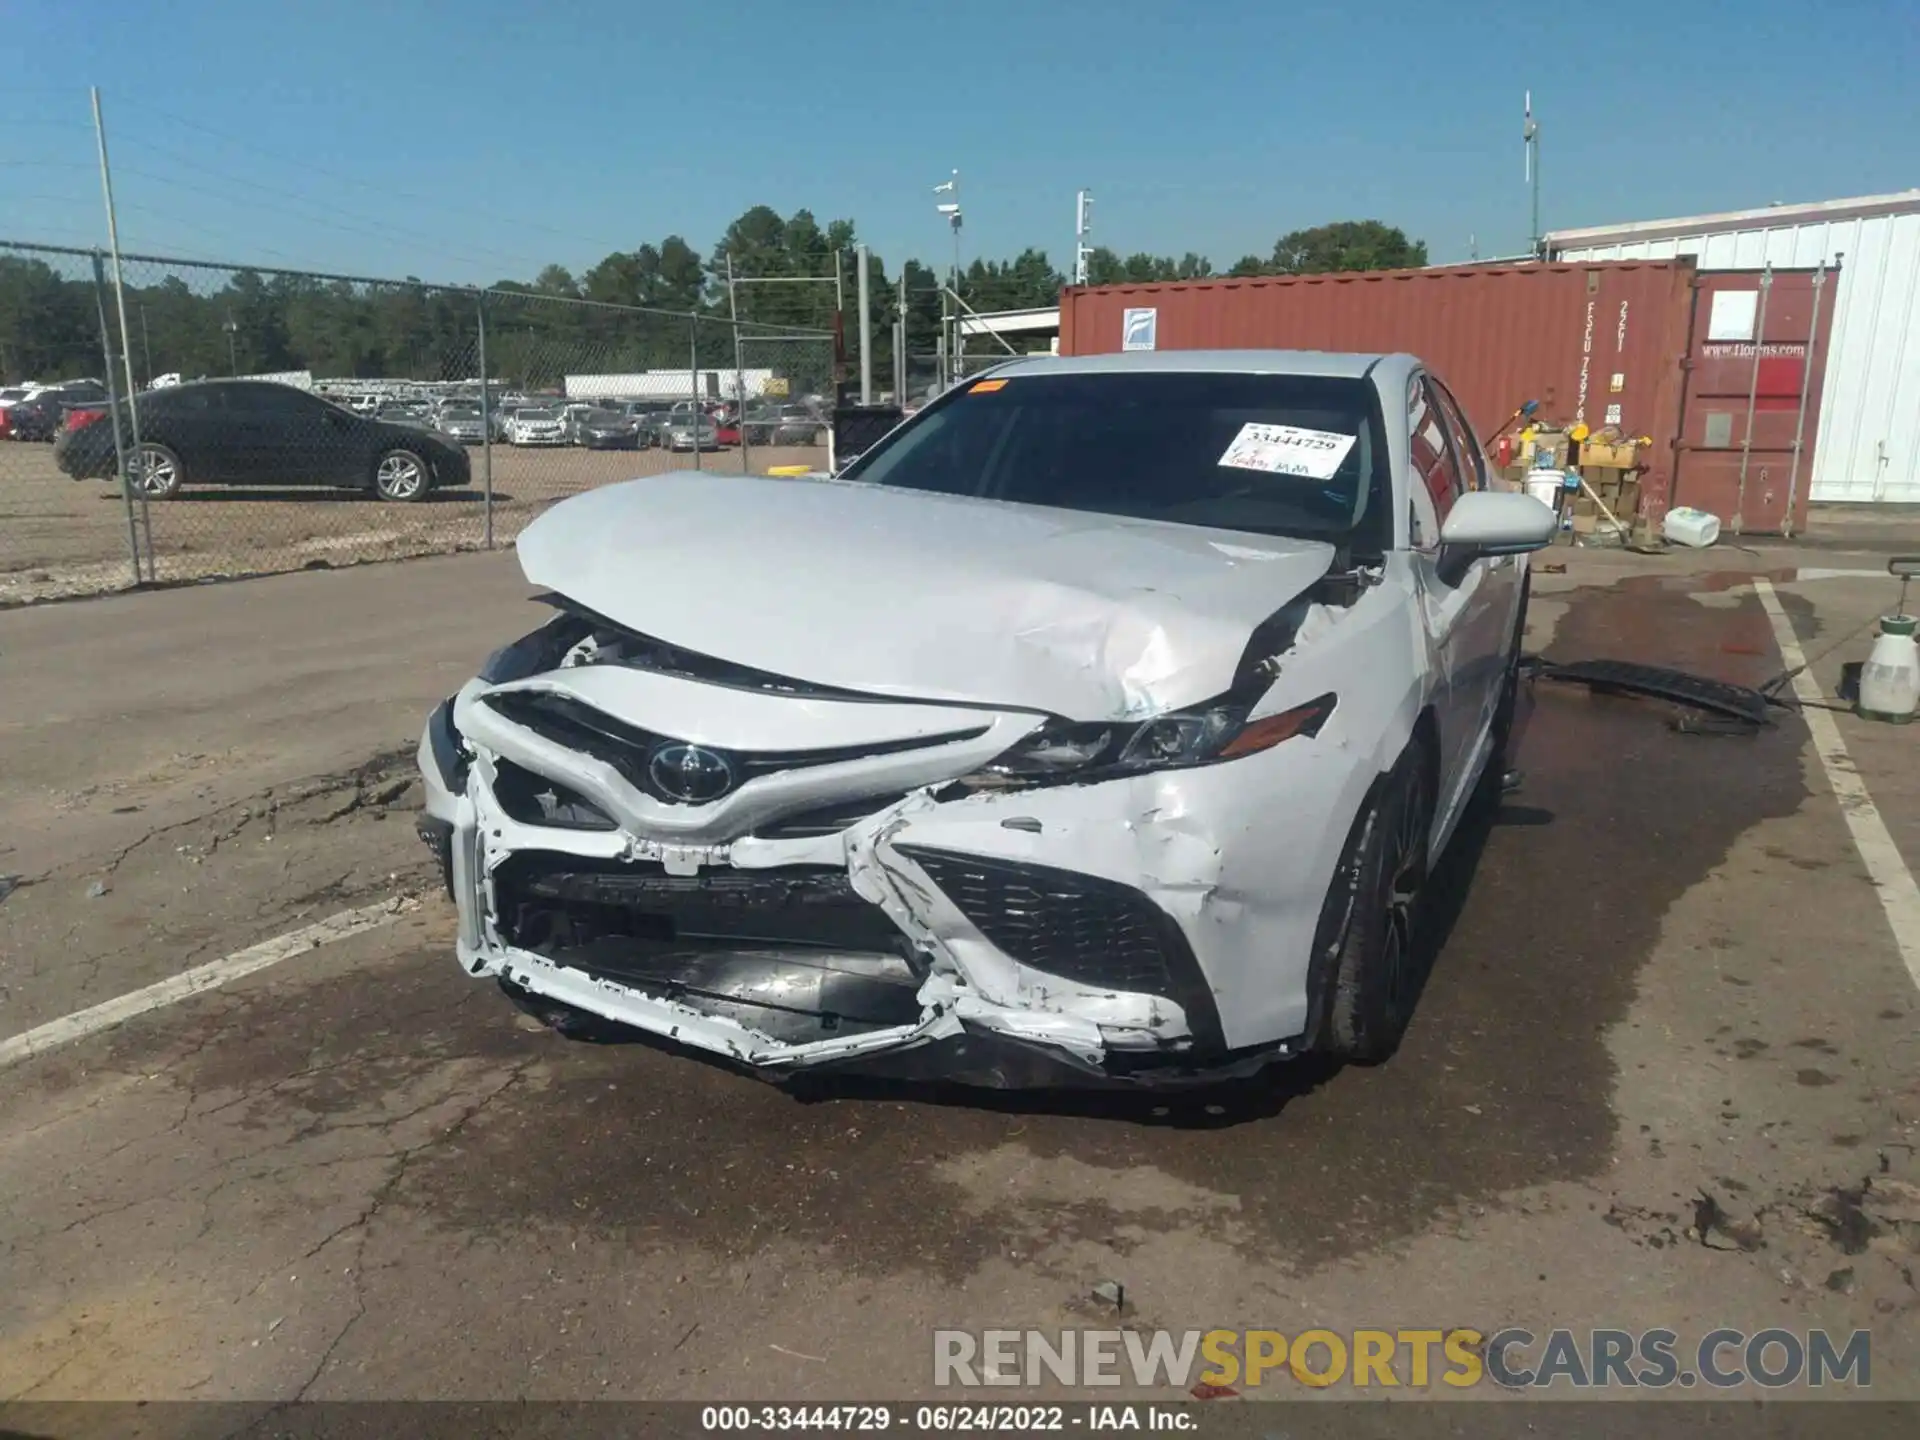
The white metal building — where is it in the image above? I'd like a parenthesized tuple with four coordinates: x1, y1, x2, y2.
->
(564, 369, 775, 402)
(1548, 191, 1920, 504)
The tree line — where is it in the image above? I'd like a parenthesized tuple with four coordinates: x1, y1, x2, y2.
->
(0, 213, 1426, 395)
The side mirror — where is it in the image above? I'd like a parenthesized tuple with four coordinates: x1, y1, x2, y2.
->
(1436, 490, 1556, 586)
(1888, 557, 1920, 579)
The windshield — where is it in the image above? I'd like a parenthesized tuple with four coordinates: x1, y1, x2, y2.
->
(842, 369, 1389, 548)
(442, 405, 480, 419)
(584, 410, 625, 424)
(517, 408, 559, 420)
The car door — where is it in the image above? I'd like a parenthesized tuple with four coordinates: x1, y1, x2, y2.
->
(1405, 373, 1506, 824)
(232, 384, 359, 486)
(145, 385, 234, 480)
(1429, 377, 1523, 740)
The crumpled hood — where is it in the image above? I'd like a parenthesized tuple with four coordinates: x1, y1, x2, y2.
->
(514, 472, 1336, 720)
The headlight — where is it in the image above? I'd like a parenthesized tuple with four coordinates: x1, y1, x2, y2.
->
(962, 692, 1337, 790)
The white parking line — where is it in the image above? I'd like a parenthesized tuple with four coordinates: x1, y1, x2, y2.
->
(0, 897, 416, 1070)
(1756, 578, 1920, 993)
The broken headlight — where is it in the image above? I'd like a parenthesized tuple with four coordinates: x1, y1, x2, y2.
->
(962, 693, 1337, 790)
(490, 759, 617, 831)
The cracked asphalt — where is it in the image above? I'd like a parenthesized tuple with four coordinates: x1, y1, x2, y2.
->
(0, 542, 1917, 1408)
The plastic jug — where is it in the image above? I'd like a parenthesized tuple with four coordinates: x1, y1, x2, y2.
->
(1663, 507, 1721, 548)
(1858, 615, 1920, 723)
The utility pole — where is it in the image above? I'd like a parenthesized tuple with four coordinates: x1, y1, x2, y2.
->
(476, 295, 493, 549)
(856, 244, 872, 405)
(1524, 91, 1542, 255)
(893, 270, 906, 405)
(934, 170, 960, 388)
(688, 314, 702, 473)
(726, 251, 751, 473)
(1074, 190, 1094, 286)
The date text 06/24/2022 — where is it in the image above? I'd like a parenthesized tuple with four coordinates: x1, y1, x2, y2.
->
(700, 1405, 1195, 1432)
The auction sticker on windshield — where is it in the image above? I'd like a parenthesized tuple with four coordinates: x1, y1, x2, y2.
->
(1219, 423, 1356, 480)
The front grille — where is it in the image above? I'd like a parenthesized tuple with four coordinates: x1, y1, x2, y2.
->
(897, 846, 1221, 1048)
(492, 852, 907, 956)
(481, 689, 984, 807)
(491, 852, 922, 1039)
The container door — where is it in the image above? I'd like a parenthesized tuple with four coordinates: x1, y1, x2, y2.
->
(1672, 268, 1835, 536)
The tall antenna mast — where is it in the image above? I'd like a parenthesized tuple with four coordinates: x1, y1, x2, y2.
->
(1524, 91, 1541, 255)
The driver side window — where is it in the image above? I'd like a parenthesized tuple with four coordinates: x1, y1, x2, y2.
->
(1408, 377, 1465, 547)
(1429, 379, 1487, 494)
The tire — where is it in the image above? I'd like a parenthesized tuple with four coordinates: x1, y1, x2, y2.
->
(131, 442, 184, 499)
(1311, 746, 1436, 1064)
(373, 447, 431, 502)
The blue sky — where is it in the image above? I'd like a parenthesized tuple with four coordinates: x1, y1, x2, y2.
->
(4, 0, 1915, 284)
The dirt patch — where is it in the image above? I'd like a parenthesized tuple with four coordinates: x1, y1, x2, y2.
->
(0, 443, 822, 606)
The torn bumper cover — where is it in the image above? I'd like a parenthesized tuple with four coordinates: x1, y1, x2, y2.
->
(417, 642, 1370, 1089)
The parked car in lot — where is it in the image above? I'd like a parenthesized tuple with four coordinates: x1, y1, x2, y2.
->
(744, 403, 824, 447)
(417, 350, 1555, 1087)
(577, 409, 645, 450)
(4, 379, 110, 441)
(55, 378, 470, 501)
(376, 401, 434, 428)
(435, 403, 489, 445)
(660, 413, 719, 452)
(617, 401, 675, 445)
(506, 407, 568, 446)
(559, 403, 605, 445)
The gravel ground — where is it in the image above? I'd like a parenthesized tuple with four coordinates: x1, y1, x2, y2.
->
(0, 439, 824, 604)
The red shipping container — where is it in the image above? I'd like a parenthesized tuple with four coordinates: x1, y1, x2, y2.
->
(1060, 261, 1699, 520)
(1669, 267, 1837, 536)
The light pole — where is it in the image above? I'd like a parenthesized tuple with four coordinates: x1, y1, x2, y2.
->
(934, 171, 961, 387)
(1524, 91, 1541, 255)
(1074, 189, 1093, 286)
(223, 314, 238, 375)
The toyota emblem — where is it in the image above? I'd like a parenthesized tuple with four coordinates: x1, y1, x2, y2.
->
(647, 742, 736, 804)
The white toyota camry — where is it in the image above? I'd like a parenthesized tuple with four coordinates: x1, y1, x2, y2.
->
(418, 351, 1556, 1087)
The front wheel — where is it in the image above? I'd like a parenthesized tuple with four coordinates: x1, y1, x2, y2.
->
(373, 448, 431, 502)
(130, 442, 183, 499)
(1311, 747, 1435, 1064)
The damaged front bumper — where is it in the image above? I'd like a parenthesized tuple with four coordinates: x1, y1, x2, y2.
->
(417, 654, 1359, 1088)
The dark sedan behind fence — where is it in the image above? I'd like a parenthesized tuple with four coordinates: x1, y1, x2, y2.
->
(0, 238, 835, 601)
(55, 380, 472, 502)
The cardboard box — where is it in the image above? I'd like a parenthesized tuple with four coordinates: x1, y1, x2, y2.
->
(1520, 430, 1570, 470)
(1581, 441, 1638, 468)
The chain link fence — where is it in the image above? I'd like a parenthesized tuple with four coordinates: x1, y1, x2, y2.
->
(0, 241, 834, 605)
